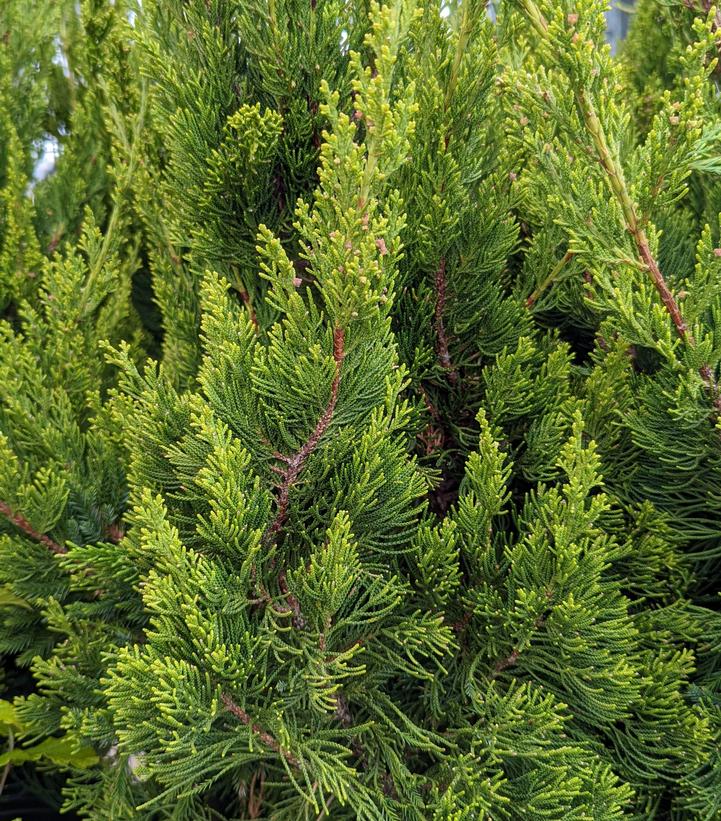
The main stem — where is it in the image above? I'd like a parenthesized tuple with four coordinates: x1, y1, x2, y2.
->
(79, 83, 147, 312)
(264, 327, 345, 544)
(575, 88, 691, 344)
(519, 0, 719, 395)
(431, 3, 474, 384)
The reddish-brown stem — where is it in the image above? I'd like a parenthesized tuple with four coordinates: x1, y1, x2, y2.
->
(521, 0, 721, 403)
(701, 365, 721, 411)
(434, 257, 458, 385)
(431, 6, 471, 387)
(239, 290, 259, 331)
(579, 80, 721, 400)
(574, 84, 693, 347)
(105, 522, 124, 543)
(221, 693, 299, 768)
(0, 501, 66, 555)
(264, 327, 345, 544)
(46, 228, 64, 256)
(493, 649, 520, 675)
(417, 385, 446, 456)
(636, 235, 691, 343)
(247, 768, 265, 819)
(429, 3, 477, 388)
(419, 384, 441, 422)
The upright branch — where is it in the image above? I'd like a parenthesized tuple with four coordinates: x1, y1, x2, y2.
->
(574, 87, 692, 344)
(264, 327, 345, 544)
(0, 501, 67, 555)
(519, 0, 719, 398)
(430, 4, 474, 385)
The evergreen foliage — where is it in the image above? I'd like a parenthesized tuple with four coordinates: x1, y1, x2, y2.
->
(1, 1, 721, 818)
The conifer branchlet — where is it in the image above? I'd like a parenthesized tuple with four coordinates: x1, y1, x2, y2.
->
(1, 1, 721, 818)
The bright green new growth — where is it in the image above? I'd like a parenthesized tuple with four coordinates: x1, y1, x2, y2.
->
(1, 1, 721, 819)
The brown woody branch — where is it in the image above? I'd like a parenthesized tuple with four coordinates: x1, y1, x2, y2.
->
(239, 290, 259, 331)
(105, 522, 124, 543)
(452, 610, 472, 635)
(0, 502, 66, 555)
(246, 768, 265, 819)
(221, 693, 299, 768)
(493, 648, 520, 675)
(430, 6, 474, 387)
(521, 0, 721, 407)
(574, 82, 695, 350)
(577, 89, 721, 406)
(264, 327, 345, 544)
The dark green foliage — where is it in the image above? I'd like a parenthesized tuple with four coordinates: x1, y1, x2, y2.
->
(1, 1, 721, 819)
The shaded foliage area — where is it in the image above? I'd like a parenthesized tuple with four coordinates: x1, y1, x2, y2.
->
(1, 1, 721, 819)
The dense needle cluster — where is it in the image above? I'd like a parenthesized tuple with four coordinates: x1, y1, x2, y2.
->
(1, 1, 721, 818)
